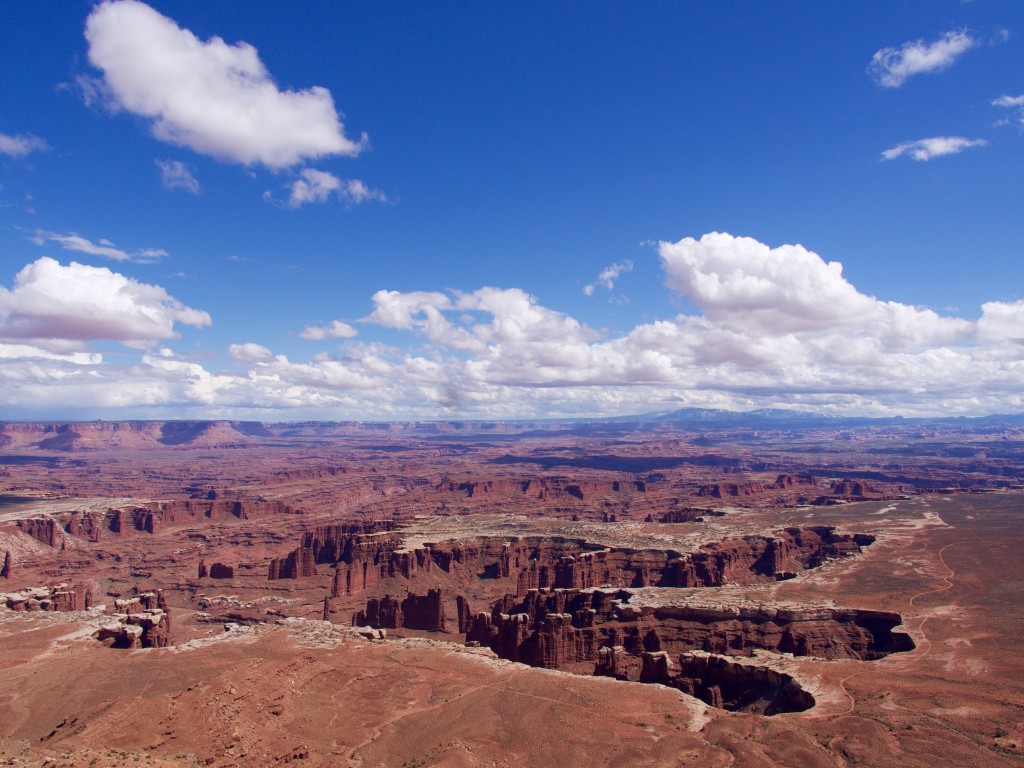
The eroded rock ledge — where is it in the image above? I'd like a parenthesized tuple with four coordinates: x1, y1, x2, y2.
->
(268, 523, 874, 593)
(465, 587, 913, 668)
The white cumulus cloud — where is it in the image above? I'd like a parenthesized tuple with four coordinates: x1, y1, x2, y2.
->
(156, 159, 200, 194)
(0, 257, 210, 350)
(299, 320, 358, 340)
(0, 132, 50, 158)
(3, 234, 1024, 420)
(993, 93, 1024, 127)
(583, 260, 633, 295)
(30, 229, 168, 263)
(228, 342, 273, 362)
(869, 30, 977, 88)
(283, 169, 387, 208)
(881, 136, 987, 161)
(84, 0, 366, 169)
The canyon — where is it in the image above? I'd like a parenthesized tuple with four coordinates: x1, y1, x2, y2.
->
(1, 416, 1022, 766)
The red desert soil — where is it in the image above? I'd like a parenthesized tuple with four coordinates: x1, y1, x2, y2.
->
(1, 420, 1022, 766)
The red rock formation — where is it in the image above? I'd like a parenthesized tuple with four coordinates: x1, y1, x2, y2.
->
(456, 595, 474, 633)
(269, 522, 398, 583)
(197, 560, 209, 578)
(17, 517, 59, 547)
(774, 474, 816, 488)
(1, 583, 91, 612)
(641, 652, 814, 714)
(268, 547, 318, 580)
(354, 589, 446, 631)
(434, 477, 645, 502)
(0, 420, 264, 451)
(697, 483, 766, 498)
(209, 563, 234, 579)
(103, 591, 172, 648)
(467, 587, 913, 669)
(1, 550, 10, 579)
(44, 499, 298, 545)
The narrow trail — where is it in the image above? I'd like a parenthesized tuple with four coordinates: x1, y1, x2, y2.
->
(814, 492, 1016, 720)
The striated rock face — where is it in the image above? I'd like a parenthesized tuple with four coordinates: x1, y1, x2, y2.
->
(434, 477, 646, 502)
(354, 589, 446, 631)
(466, 587, 914, 669)
(640, 651, 815, 715)
(272, 524, 873, 602)
(456, 595, 474, 634)
(17, 517, 59, 547)
(268, 546, 319, 580)
(267, 521, 398, 582)
(57, 498, 294, 543)
(99, 591, 172, 648)
(1, 583, 92, 612)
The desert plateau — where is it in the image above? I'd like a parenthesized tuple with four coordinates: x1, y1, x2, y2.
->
(4, 1, 1024, 766)
(0, 415, 1021, 767)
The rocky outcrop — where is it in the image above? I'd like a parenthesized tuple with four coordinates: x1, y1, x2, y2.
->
(466, 587, 913, 669)
(775, 474, 816, 488)
(698, 483, 766, 498)
(16, 517, 59, 547)
(268, 522, 398, 582)
(434, 477, 646, 502)
(644, 508, 724, 523)
(0, 420, 265, 451)
(1, 583, 92, 612)
(354, 589, 446, 631)
(1, 550, 10, 579)
(57, 498, 295, 542)
(209, 563, 234, 579)
(98, 591, 172, 648)
(268, 547, 318, 580)
(274, 524, 873, 602)
(639, 651, 814, 714)
(456, 595, 474, 633)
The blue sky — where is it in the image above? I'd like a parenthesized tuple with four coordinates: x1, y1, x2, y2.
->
(1, 0, 1023, 420)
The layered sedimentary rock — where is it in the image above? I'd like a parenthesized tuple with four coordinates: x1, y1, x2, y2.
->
(273, 525, 873, 601)
(434, 476, 646, 502)
(58, 499, 294, 543)
(466, 587, 913, 670)
(638, 651, 814, 715)
(98, 591, 172, 648)
(16, 517, 59, 547)
(353, 589, 446, 631)
(0, 583, 92, 612)
(268, 522, 398, 582)
(0, 420, 266, 451)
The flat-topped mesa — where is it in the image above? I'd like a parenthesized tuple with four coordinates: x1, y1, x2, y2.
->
(434, 477, 647, 502)
(353, 589, 446, 632)
(509, 526, 874, 593)
(1, 583, 92, 612)
(466, 587, 914, 670)
(58, 499, 294, 542)
(0, 420, 267, 451)
(270, 525, 875, 604)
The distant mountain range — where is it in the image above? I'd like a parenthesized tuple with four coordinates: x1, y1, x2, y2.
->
(2, 410, 1023, 452)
